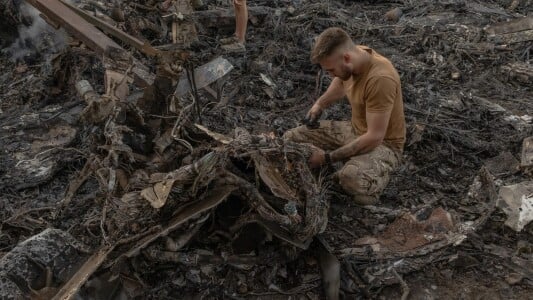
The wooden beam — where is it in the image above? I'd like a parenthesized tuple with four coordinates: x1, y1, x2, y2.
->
(485, 17, 533, 35)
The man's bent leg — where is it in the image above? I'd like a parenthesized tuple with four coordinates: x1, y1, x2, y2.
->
(337, 145, 400, 205)
(283, 121, 356, 151)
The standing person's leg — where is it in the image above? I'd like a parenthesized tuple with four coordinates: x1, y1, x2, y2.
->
(221, 0, 247, 52)
(234, 0, 248, 43)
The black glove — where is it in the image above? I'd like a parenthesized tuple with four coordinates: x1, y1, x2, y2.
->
(301, 112, 321, 129)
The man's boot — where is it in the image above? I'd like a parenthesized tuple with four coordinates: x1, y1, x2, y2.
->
(352, 194, 378, 206)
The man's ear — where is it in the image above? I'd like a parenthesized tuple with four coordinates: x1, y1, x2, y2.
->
(343, 52, 350, 63)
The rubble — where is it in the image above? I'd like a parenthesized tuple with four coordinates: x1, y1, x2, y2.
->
(484, 151, 519, 176)
(0, 229, 89, 299)
(339, 168, 497, 287)
(1, 0, 532, 298)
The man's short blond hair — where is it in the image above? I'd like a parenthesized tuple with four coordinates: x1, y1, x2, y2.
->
(310, 27, 353, 64)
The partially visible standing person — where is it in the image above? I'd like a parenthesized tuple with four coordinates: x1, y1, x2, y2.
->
(220, 0, 247, 53)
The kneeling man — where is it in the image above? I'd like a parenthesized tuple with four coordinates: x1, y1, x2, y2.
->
(284, 27, 406, 205)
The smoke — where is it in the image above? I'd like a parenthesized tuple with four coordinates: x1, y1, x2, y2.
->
(4, 2, 67, 62)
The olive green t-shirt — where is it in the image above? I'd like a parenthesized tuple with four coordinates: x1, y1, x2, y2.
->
(342, 46, 406, 152)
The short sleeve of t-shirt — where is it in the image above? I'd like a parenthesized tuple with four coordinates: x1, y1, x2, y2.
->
(364, 76, 397, 113)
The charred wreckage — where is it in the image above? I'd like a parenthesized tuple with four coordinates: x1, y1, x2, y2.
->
(0, 0, 531, 299)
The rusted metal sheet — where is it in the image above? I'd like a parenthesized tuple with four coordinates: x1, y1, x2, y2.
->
(25, 0, 155, 87)
(175, 56, 234, 97)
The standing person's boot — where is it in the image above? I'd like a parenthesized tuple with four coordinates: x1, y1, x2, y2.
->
(221, 41, 246, 53)
(220, 36, 239, 45)
(220, 0, 247, 53)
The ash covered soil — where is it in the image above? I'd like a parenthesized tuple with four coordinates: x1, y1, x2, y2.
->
(0, 0, 532, 299)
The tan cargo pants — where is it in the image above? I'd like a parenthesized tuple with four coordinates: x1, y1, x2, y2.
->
(283, 121, 401, 205)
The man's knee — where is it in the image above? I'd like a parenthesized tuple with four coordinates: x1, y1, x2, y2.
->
(338, 166, 383, 205)
(337, 165, 369, 195)
(282, 126, 307, 143)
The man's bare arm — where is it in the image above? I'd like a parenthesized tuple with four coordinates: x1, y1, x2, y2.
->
(315, 77, 346, 109)
(329, 110, 391, 162)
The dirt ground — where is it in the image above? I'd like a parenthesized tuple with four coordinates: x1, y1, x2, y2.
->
(0, 0, 532, 299)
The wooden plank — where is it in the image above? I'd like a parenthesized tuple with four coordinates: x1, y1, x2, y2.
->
(52, 246, 114, 300)
(499, 29, 533, 44)
(521, 137, 533, 173)
(485, 17, 533, 35)
(26, 0, 119, 55)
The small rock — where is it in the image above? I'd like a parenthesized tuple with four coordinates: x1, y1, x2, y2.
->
(278, 267, 288, 278)
(452, 252, 479, 268)
(516, 240, 532, 255)
(305, 256, 317, 266)
(505, 273, 523, 285)
(302, 273, 321, 283)
(384, 7, 402, 22)
(287, 6, 296, 15)
(172, 274, 186, 287)
(15, 64, 28, 73)
(440, 269, 454, 280)
(200, 265, 214, 277)
(238, 283, 248, 294)
(341, 214, 353, 222)
(484, 152, 519, 176)
(110, 6, 125, 22)
(186, 269, 202, 284)
(451, 71, 461, 80)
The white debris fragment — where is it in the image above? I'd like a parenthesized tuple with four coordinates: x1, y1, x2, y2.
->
(497, 182, 533, 231)
(504, 115, 532, 131)
(520, 115, 533, 123)
(260, 73, 276, 87)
